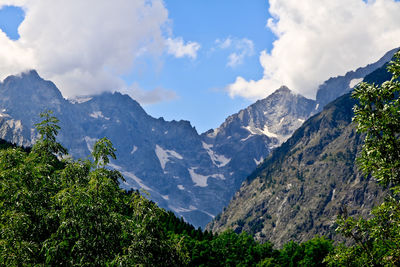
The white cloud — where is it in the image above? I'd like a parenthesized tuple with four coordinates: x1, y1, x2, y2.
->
(123, 82, 177, 105)
(216, 37, 255, 67)
(227, 0, 400, 100)
(165, 37, 201, 59)
(216, 38, 232, 49)
(0, 0, 189, 104)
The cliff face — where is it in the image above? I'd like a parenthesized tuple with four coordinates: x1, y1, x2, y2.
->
(206, 93, 385, 247)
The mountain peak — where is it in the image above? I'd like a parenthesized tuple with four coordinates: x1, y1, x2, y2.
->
(22, 69, 40, 78)
(2, 69, 41, 84)
(274, 85, 291, 94)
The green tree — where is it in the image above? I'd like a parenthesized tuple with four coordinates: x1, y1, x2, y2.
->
(0, 112, 186, 266)
(326, 51, 400, 266)
(352, 52, 400, 186)
(92, 137, 116, 168)
(33, 110, 67, 157)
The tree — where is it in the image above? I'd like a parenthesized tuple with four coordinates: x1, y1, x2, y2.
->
(92, 137, 116, 168)
(326, 51, 400, 266)
(0, 112, 186, 266)
(352, 51, 400, 186)
(33, 110, 67, 157)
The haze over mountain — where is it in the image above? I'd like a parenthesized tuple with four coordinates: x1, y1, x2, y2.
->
(0, 49, 396, 228)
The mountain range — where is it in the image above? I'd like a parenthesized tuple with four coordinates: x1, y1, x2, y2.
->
(0, 48, 397, 228)
(206, 56, 394, 246)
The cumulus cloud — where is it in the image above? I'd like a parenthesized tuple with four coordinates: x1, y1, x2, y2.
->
(165, 37, 201, 59)
(0, 29, 34, 77)
(227, 0, 400, 100)
(216, 37, 254, 67)
(0, 0, 197, 104)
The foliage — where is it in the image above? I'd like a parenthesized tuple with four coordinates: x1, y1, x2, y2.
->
(0, 114, 185, 266)
(33, 110, 67, 157)
(0, 112, 335, 266)
(326, 51, 400, 266)
(278, 237, 333, 267)
(92, 137, 117, 168)
(352, 51, 400, 186)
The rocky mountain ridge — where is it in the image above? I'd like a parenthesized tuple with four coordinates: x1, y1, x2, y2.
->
(0, 71, 314, 228)
(0, 49, 396, 228)
(206, 60, 392, 246)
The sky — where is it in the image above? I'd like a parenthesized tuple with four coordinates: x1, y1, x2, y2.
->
(0, 0, 400, 133)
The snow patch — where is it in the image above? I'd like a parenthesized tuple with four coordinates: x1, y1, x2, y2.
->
(155, 145, 183, 170)
(109, 163, 152, 192)
(331, 189, 336, 201)
(188, 167, 225, 187)
(189, 168, 209, 187)
(244, 125, 279, 139)
(349, 78, 363, 88)
(202, 141, 213, 150)
(169, 205, 197, 213)
(202, 142, 231, 167)
(212, 174, 225, 180)
(254, 157, 263, 165)
(0, 109, 9, 118)
(130, 145, 138, 154)
(84, 136, 98, 152)
(240, 133, 254, 142)
(262, 125, 279, 138)
(200, 209, 215, 219)
(90, 111, 110, 120)
(69, 96, 92, 104)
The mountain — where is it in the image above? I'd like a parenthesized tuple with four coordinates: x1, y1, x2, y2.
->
(315, 47, 398, 110)
(206, 62, 392, 247)
(0, 49, 395, 228)
(0, 72, 315, 228)
(201, 86, 317, 190)
(206, 93, 385, 247)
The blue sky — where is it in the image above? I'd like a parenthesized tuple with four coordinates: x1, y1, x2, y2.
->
(132, 0, 275, 132)
(0, 5, 23, 40)
(0, 0, 400, 133)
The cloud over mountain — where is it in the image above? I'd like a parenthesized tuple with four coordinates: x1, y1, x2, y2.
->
(227, 0, 400, 100)
(0, 0, 197, 103)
